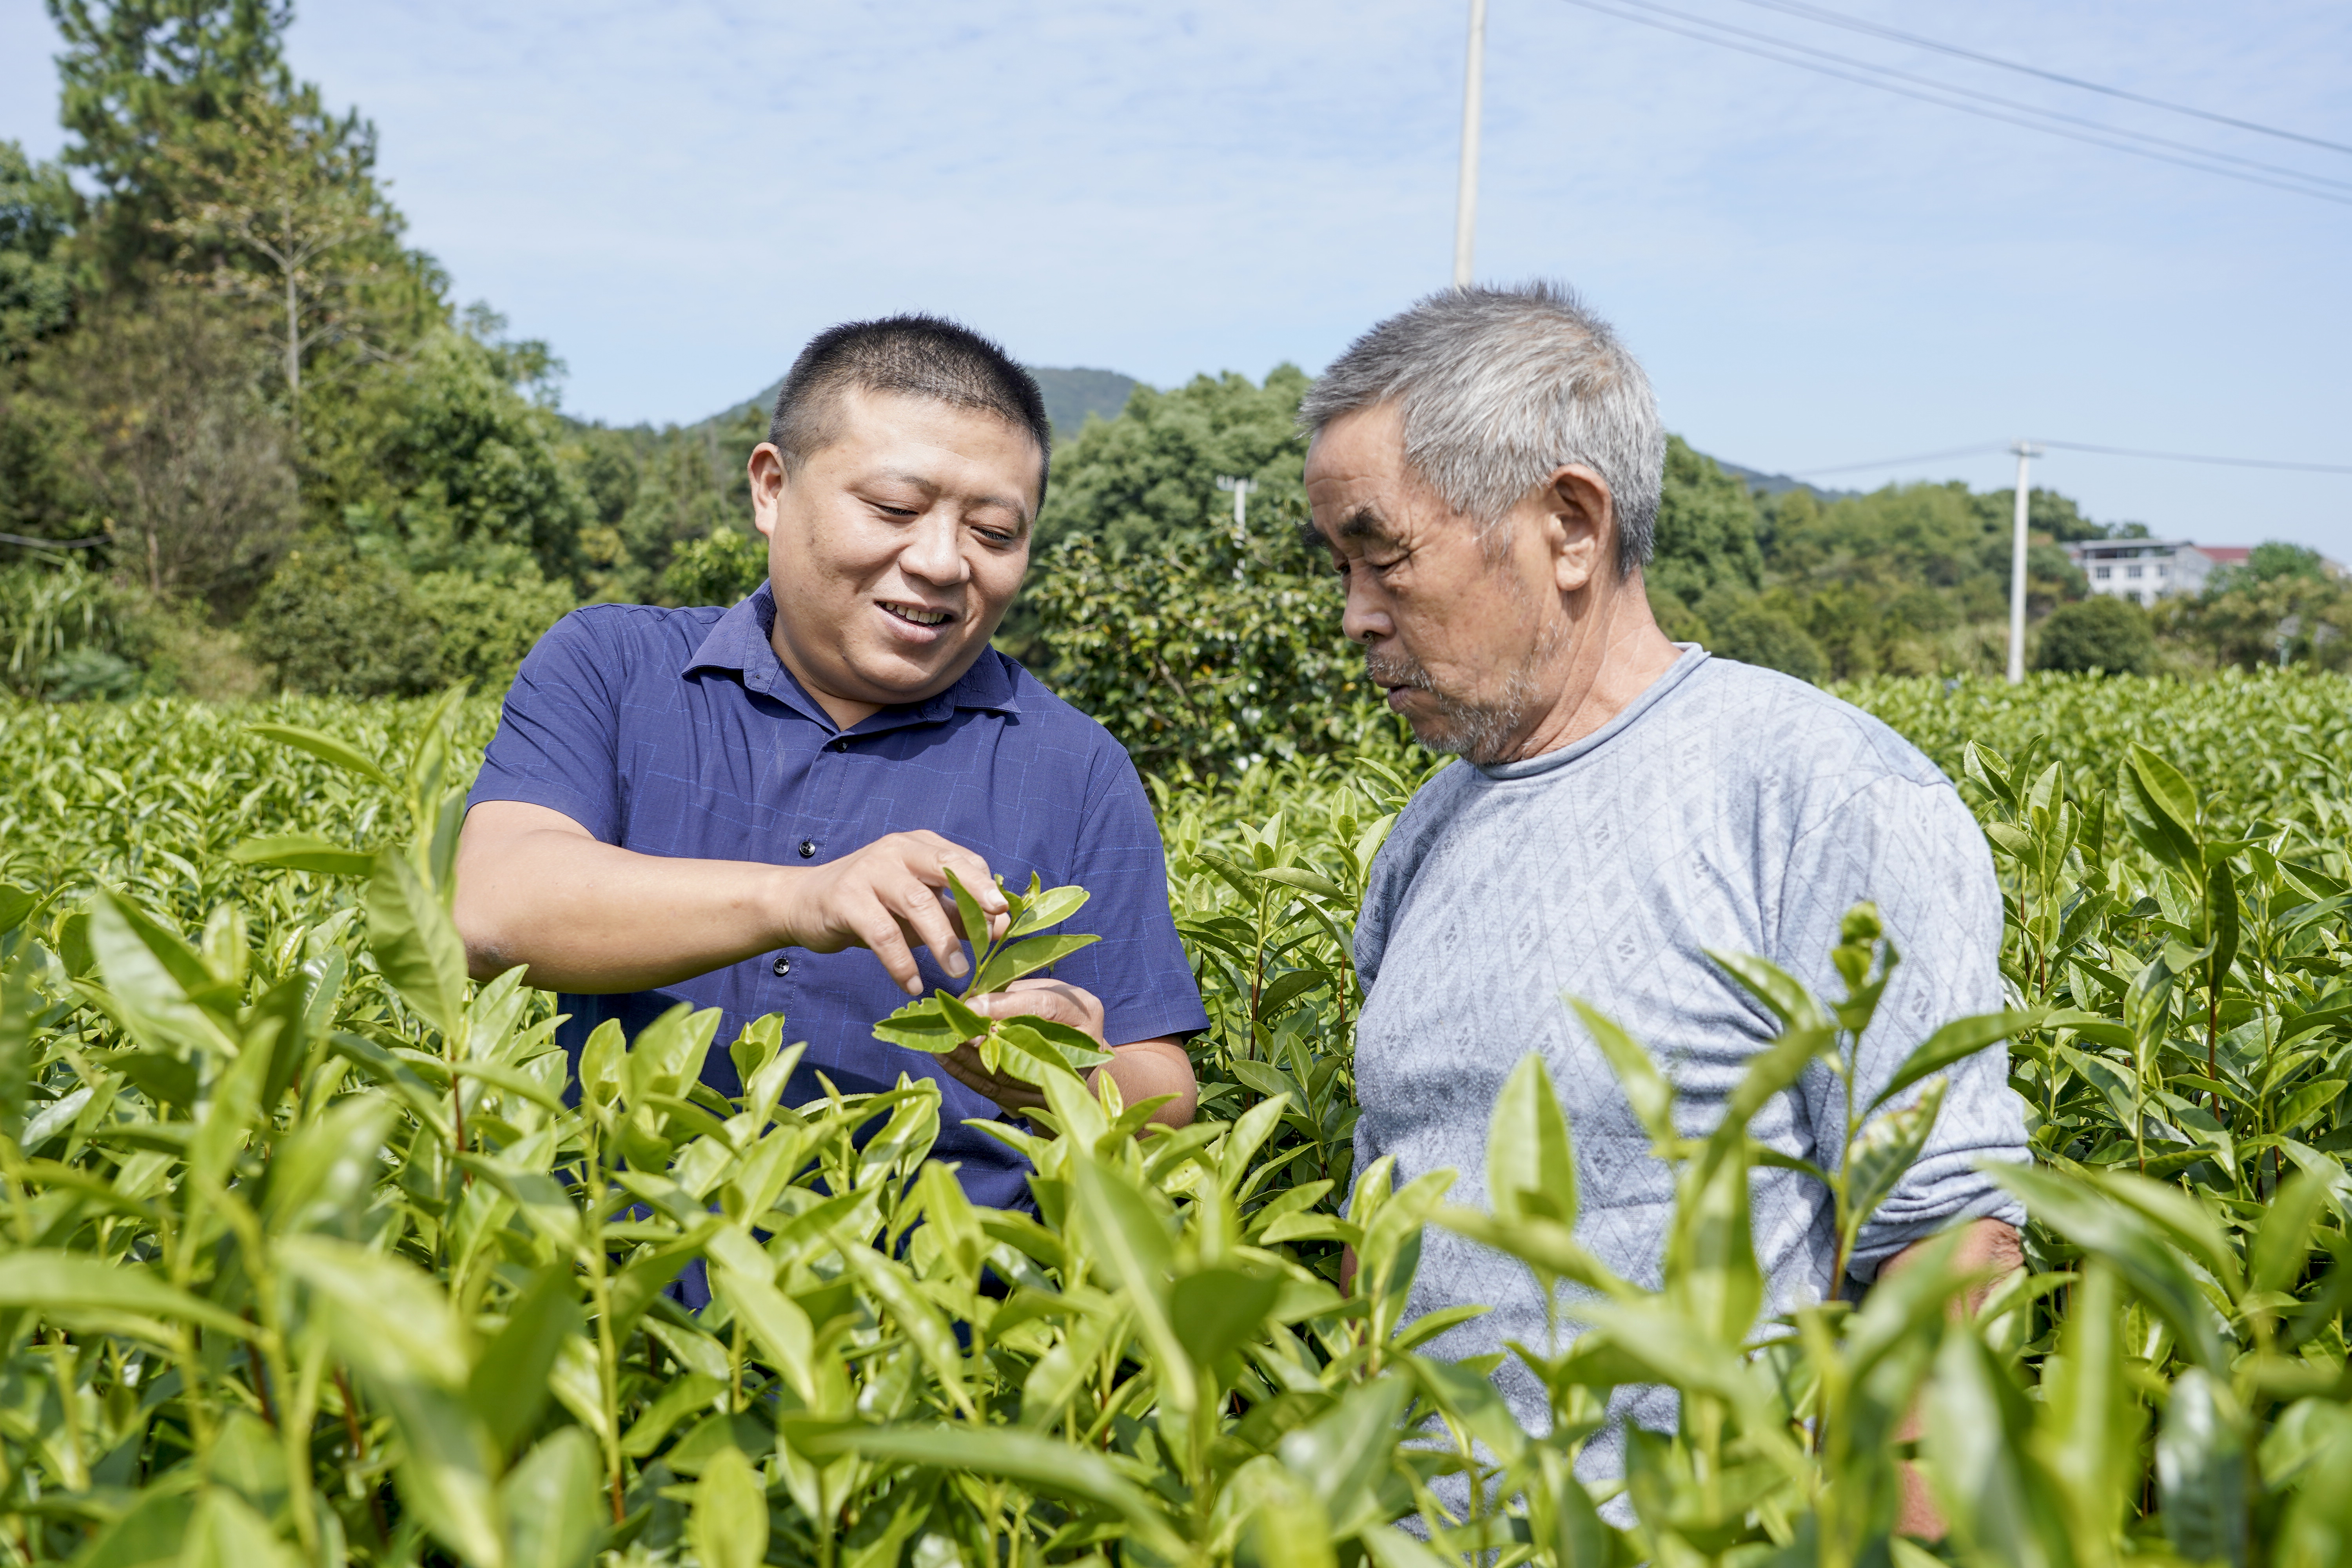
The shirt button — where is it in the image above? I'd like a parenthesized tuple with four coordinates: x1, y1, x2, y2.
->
(771, 954, 791, 977)
(831, 737, 848, 751)
(798, 839, 816, 858)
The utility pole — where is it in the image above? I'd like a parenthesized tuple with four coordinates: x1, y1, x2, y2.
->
(1454, 0, 1487, 288)
(2006, 439, 2043, 684)
(1215, 475, 1256, 533)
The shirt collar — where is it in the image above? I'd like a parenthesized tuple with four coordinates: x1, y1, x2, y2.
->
(681, 580, 1024, 731)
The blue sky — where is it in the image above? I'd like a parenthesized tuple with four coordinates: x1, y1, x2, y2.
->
(5, 0, 2348, 555)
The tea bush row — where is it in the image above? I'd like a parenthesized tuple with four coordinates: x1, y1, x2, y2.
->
(0, 670, 2347, 1566)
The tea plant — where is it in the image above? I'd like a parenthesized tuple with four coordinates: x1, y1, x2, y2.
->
(0, 670, 2345, 1565)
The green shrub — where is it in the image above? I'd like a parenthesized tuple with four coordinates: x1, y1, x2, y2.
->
(2036, 593, 2156, 675)
(0, 557, 124, 695)
(1708, 601, 1829, 683)
(1025, 508, 1381, 775)
(414, 567, 576, 690)
(659, 526, 766, 606)
(243, 541, 445, 695)
(37, 644, 141, 700)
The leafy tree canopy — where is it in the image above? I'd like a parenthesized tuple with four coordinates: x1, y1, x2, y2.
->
(1650, 436, 1764, 607)
(2035, 594, 2156, 676)
(1034, 365, 1310, 557)
(2238, 540, 2332, 585)
(47, 0, 298, 279)
(0, 142, 79, 360)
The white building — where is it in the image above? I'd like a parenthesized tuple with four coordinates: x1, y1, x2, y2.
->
(2064, 540, 2235, 606)
(2065, 542, 2346, 604)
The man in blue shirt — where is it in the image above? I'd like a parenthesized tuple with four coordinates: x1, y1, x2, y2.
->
(454, 315, 1207, 1213)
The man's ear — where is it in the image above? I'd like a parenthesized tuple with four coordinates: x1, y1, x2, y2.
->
(748, 443, 788, 540)
(1547, 465, 1615, 593)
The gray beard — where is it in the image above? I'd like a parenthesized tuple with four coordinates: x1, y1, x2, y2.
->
(1366, 643, 1554, 767)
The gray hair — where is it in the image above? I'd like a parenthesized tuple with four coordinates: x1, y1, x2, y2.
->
(1298, 282, 1665, 576)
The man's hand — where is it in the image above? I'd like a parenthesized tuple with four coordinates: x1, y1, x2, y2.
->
(783, 829, 1008, 995)
(1882, 1217, 2025, 1540)
(937, 978, 1196, 1131)
(453, 802, 1008, 994)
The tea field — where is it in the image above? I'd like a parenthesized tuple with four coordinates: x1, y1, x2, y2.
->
(2, 669, 2350, 1566)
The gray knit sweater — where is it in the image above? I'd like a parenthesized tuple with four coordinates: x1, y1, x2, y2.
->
(1351, 647, 2028, 1477)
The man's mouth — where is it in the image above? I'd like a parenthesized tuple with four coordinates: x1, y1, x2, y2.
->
(880, 601, 955, 628)
(1365, 650, 1431, 695)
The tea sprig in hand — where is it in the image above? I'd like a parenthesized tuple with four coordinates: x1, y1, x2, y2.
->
(872, 870, 1112, 1085)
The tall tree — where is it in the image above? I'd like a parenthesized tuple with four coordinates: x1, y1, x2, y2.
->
(47, 0, 294, 281)
(24, 287, 296, 602)
(0, 142, 80, 361)
(153, 88, 391, 434)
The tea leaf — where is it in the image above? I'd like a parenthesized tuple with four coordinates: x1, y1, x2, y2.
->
(964, 931, 1100, 997)
(2157, 1369, 2252, 1568)
(1486, 1053, 1576, 1229)
(1169, 1265, 1281, 1366)
(245, 722, 397, 789)
(468, 1267, 583, 1451)
(365, 846, 468, 1036)
(689, 1444, 770, 1568)
(1869, 1010, 2038, 1115)
(1006, 881, 1089, 938)
(501, 1428, 604, 1568)
(0, 1250, 253, 1339)
(228, 834, 376, 877)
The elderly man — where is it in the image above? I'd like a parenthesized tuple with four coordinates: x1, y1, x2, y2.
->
(1304, 284, 2027, 1524)
(455, 314, 1206, 1224)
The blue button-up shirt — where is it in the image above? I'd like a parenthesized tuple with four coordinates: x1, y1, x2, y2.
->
(468, 582, 1209, 1212)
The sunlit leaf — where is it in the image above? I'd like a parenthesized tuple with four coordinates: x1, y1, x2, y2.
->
(247, 722, 396, 789)
(365, 845, 468, 1036)
(688, 1444, 769, 1568)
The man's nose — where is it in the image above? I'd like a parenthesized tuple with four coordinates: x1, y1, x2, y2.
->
(1340, 579, 1392, 646)
(898, 511, 970, 586)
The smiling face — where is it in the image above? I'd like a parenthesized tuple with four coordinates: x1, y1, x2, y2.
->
(750, 388, 1042, 728)
(1305, 402, 1597, 765)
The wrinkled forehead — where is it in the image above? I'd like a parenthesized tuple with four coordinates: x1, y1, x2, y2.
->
(1305, 412, 1436, 552)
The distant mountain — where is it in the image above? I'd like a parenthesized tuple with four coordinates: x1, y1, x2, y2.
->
(1712, 459, 1857, 503)
(1029, 367, 1141, 441)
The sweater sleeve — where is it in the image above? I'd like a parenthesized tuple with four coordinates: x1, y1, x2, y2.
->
(1777, 772, 2030, 1283)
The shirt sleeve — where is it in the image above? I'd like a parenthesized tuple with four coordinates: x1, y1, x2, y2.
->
(1778, 773, 2030, 1282)
(466, 609, 626, 842)
(1035, 742, 1210, 1047)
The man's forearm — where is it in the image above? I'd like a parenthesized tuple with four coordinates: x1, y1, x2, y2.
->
(1098, 1040, 1198, 1127)
(1883, 1217, 2024, 1540)
(456, 822, 795, 991)
(1877, 1215, 2024, 1308)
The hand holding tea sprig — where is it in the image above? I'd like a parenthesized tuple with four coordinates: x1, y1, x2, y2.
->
(876, 872, 1195, 1128)
(935, 978, 1105, 1113)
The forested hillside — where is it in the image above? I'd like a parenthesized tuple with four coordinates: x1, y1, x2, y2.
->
(3, 1, 2343, 727)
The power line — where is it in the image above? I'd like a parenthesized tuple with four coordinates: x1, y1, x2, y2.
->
(1553, 0, 2352, 207)
(1791, 443, 2009, 476)
(1788, 441, 2352, 479)
(1724, 0, 2352, 159)
(2038, 439, 2352, 476)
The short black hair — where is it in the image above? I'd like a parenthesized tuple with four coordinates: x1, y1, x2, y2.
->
(768, 314, 1052, 506)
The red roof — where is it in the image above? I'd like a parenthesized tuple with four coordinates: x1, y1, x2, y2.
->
(2199, 546, 2251, 564)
